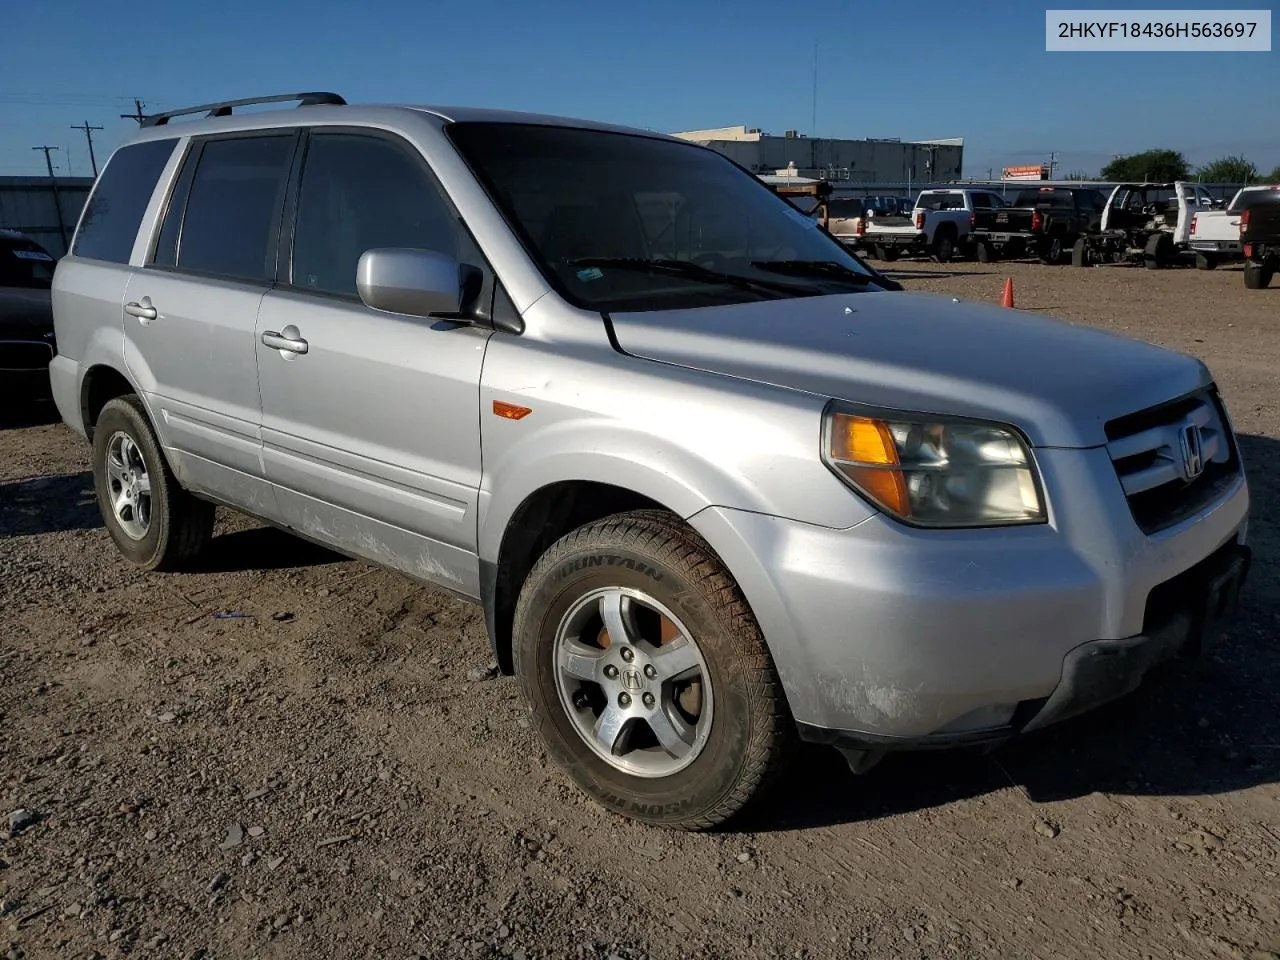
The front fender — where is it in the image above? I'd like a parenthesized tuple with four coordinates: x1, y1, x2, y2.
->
(479, 418, 756, 561)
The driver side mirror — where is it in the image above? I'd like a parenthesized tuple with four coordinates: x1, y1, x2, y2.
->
(357, 247, 468, 319)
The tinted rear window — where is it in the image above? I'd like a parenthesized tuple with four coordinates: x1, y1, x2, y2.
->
(72, 139, 177, 264)
(1227, 189, 1280, 214)
(1012, 189, 1076, 207)
(915, 192, 965, 211)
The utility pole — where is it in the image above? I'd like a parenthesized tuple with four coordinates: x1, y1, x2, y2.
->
(71, 120, 104, 176)
(811, 42, 818, 139)
(32, 145, 59, 178)
(32, 146, 69, 250)
(1047, 151, 1058, 179)
(121, 99, 147, 125)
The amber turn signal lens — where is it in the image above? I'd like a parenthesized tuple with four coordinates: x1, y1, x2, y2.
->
(493, 400, 533, 420)
(841, 464, 909, 517)
(831, 415, 898, 466)
(827, 414, 910, 517)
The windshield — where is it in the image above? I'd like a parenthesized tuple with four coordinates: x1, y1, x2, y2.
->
(446, 122, 878, 312)
(0, 237, 56, 289)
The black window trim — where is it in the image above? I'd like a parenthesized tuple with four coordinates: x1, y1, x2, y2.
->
(275, 124, 501, 325)
(142, 128, 304, 287)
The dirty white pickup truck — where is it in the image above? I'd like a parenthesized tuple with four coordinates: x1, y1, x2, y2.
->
(1189, 185, 1280, 269)
(860, 188, 1002, 263)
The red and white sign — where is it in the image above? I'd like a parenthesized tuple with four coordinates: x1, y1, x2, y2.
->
(1002, 165, 1049, 181)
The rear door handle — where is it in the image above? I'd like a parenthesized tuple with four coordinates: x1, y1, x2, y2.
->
(262, 326, 309, 355)
(125, 297, 157, 321)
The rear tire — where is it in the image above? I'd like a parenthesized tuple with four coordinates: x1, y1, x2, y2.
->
(1195, 253, 1218, 270)
(91, 395, 214, 571)
(931, 231, 956, 263)
(1039, 235, 1065, 265)
(512, 510, 793, 830)
(1071, 237, 1092, 268)
(1144, 232, 1173, 270)
(1243, 261, 1274, 289)
(975, 242, 996, 263)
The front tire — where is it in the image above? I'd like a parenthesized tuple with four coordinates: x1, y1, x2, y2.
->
(91, 395, 214, 571)
(512, 510, 793, 830)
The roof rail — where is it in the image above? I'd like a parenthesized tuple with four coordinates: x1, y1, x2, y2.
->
(141, 92, 347, 128)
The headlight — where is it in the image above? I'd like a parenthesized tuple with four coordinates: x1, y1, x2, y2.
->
(822, 402, 1045, 527)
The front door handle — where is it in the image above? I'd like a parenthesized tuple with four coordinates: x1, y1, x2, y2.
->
(125, 297, 157, 322)
(262, 326, 309, 355)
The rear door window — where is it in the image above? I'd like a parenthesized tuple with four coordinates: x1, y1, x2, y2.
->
(72, 138, 177, 264)
(170, 134, 296, 282)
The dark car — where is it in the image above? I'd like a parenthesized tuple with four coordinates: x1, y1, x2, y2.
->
(1240, 190, 1280, 289)
(0, 229, 58, 400)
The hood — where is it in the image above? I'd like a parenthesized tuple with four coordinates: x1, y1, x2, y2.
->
(608, 289, 1209, 448)
(0, 287, 54, 331)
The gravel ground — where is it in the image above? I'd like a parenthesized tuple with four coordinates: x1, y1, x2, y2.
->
(2, 258, 1278, 960)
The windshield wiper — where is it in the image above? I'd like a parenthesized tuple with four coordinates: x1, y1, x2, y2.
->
(567, 257, 813, 297)
(750, 259, 879, 285)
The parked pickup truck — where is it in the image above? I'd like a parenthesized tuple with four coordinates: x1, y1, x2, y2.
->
(1189, 184, 1280, 269)
(971, 187, 1107, 264)
(861, 188, 1004, 262)
(1240, 194, 1280, 288)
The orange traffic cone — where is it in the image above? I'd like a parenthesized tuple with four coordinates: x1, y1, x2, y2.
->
(1000, 277, 1015, 308)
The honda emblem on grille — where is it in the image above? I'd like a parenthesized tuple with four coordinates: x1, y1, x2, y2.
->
(1179, 423, 1204, 480)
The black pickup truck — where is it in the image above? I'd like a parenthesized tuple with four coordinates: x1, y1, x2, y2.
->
(1241, 197, 1280, 289)
(971, 187, 1108, 264)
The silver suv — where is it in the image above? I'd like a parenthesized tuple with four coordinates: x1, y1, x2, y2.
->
(50, 93, 1251, 830)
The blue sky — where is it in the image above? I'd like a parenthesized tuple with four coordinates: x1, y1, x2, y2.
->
(2, 0, 1278, 180)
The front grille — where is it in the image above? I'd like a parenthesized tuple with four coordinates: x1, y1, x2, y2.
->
(0, 339, 54, 371)
(1105, 387, 1241, 535)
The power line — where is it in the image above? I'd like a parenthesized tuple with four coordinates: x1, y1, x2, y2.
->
(71, 120, 103, 176)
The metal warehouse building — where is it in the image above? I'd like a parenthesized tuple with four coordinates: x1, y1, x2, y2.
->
(671, 126, 964, 186)
(0, 177, 95, 258)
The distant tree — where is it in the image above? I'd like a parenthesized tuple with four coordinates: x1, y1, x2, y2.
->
(1100, 149, 1189, 182)
(1062, 169, 1092, 181)
(1266, 165, 1280, 184)
(1196, 154, 1258, 184)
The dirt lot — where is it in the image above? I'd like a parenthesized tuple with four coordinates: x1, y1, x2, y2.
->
(2, 259, 1278, 960)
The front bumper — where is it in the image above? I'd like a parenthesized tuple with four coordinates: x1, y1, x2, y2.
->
(691, 445, 1250, 744)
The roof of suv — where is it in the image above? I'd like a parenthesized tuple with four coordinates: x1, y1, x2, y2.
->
(118, 99, 676, 149)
